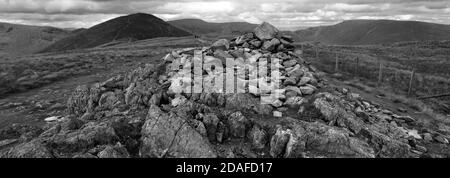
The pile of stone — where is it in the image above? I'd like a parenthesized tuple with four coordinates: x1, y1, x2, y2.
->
(165, 22, 322, 117)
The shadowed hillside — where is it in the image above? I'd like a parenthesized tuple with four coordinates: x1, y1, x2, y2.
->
(294, 20, 450, 45)
(169, 18, 257, 36)
(41, 13, 192, 53)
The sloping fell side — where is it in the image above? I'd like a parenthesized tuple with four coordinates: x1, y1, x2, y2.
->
(40, 13, 192, 53)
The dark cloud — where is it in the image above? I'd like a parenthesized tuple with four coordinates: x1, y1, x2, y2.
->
(0, 0, 448, 30)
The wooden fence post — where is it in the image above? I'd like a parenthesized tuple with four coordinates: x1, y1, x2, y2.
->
(335, 53, 339, 73)
(315, 47, 318, 58)
(408, 70, 415, 96)
(354, 57, 359, 76)
(378, 62, 383, 84)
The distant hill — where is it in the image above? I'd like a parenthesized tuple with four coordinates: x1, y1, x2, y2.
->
(293, 20, 450, 45)
(41, 13, 192, 53)
(0, 22, 69, 56)
(169, 19, 257, 36)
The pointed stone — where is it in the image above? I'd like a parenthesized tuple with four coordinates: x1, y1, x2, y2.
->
(254, 22, 279, 40)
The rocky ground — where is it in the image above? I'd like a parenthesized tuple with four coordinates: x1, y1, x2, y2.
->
(0, 23, 448, 158)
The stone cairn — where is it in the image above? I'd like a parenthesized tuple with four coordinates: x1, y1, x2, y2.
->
(164, 22, 322, 117)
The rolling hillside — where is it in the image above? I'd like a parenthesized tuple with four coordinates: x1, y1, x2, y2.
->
(0, 23, 69, 56)
(294, 20, 450, 45)
(41, 13, 192, 53)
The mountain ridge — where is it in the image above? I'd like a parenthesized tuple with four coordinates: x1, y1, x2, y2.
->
(40, 13, 192, 53)
(293, 19, 450, 45)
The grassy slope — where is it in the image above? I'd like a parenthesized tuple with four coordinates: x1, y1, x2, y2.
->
(0, 22, 69, 56)
(295, 20, 450, 45)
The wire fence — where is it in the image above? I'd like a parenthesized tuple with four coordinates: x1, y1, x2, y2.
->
(301, 46, 450, 98)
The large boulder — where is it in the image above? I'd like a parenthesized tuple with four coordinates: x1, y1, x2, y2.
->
(269, 125, 292, 158)
(140, 105, 217, 158)
(253, 22, 279, 41)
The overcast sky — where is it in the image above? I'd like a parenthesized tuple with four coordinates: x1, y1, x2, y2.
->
(0, 0, 449, 30)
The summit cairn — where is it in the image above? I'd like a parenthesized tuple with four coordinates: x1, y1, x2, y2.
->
(166, 22, 322, 117)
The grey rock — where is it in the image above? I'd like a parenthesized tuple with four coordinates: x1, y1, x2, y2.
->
(262, 38, 280, 51)
(415, 145, 427, 153)
(298, 77, 312, 86)
(284, 97, 305, 106)
(213, 49, 234, 62)
(67, 84, 101, 116)
(299, 85, 316, 95)
(423, 133, 433, 142)
(211, 39, 230, 51)
(283, 77, 297, 86)
(253, 22, 279, 40)
(273, 111, 283, 118)
(283, 60, 297, 68)
(249, 40, 262, 48)
(286, 119, 375, 158)
(285, 91, 298, 98)
(434, 135, 449, 144)
(225, 93, 273, 115)
(235, 33, 254, 45)
(228, 112, 248, 138)
(286, 65, 304, 79)
(269, 125, 291, 158)
(98, 92, 120, 110)
(198, 113, 220, 142)
(396, 115, 416, 123)
(216, 122, 228, 143)
(398, 107, 407, 113)
(190, 119, 207, 137)
(247, 124, 268, 150)
(49, 122, 119, 153)
(101, 75, 124, 89)
(98, 144, 130, 158)
(285, 86, 302, 96)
